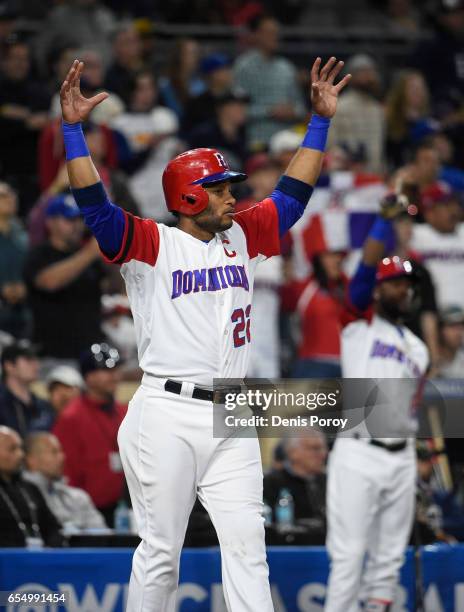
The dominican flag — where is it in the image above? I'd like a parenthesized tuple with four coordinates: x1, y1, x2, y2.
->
(290, 171, 387, 278)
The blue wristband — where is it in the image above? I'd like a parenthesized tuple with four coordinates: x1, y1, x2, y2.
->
(369, 216, 393, 242)
(302, 114, 331, 152)
(62, 121, 89, 161)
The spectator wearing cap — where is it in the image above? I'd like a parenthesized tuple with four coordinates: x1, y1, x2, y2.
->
(53, 343, 127, 526)
(233, 15, 305, 148)
(327, 54, 385, 174)
(0, 342, 55, 438)
(46, 366, 83, 415)
(268, 129, 302, 174)
(111, 71, 181, 221)
(23, 195, 105, 366)
(182, 53, 234, 134)
(0, 182, 30, 339)
(23, 432, 106, 533)
(187, 89, 250, 170)
(411, 182, 464, 309)
(437, 306, 464, 378)
(0, 426, 64, 547)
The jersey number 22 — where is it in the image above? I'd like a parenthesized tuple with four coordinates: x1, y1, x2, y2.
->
(231, 305, 251, 348)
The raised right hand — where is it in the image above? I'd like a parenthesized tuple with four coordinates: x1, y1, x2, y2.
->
(60, 60, 109, 124)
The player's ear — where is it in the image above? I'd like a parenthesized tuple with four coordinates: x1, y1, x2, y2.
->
(373, 286, 380, 302)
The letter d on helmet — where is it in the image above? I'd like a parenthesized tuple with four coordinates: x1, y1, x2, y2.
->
(162, 148, 247, 216)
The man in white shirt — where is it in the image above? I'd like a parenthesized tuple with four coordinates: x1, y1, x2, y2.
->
(24, 432, 106, 533)
(412, 182, 464, 309)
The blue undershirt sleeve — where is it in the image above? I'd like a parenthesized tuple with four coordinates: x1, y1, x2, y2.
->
(71, 182, 125, 258)
(271, 175, 313, 236)
(349, 262, 377, 311)
(348, 217, 394, 311)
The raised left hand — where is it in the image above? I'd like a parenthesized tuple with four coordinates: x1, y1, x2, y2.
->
(310, 57, 351, 118)
(60, 60, 109, 124)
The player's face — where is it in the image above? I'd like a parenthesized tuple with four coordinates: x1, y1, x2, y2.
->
(376, 277, 414, 321)
(195, 182, 236, 233)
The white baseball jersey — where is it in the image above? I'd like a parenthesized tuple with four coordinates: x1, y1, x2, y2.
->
(326, 313, 429, 612)
(104, 200, 280, 385)
(411, 222, 464, 308)
(341, 314, 429, 438)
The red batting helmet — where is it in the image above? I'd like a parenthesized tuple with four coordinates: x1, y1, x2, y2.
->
(376, 256, 414, 284)
(162, 148, 247, 216)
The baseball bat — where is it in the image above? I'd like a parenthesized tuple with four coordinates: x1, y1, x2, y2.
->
(427, 405, 453, 492)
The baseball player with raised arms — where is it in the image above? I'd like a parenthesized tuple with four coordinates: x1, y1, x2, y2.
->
(324, 196, 429, 612)
(59, 58, 350, 611)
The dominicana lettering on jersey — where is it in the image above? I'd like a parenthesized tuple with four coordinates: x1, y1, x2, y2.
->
(370, 339, 421, 376)
(171, 265, 250, 299)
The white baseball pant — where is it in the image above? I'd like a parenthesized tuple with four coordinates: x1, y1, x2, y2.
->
(324, 437, 416, 612)
(117, 375, 274, 612)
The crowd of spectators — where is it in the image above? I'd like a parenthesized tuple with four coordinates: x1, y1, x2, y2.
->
(0, 0, 464, 547)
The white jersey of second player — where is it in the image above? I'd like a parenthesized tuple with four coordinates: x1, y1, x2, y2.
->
(341, 314, 429, 439)
(106, 200, 280, 386)
(411, 221, 464, 308)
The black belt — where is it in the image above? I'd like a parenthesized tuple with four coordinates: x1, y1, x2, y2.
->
(164, 379, 241, 403)
(353, 433, 407, 453)
(369, 439, 407, 453)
